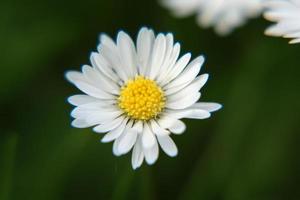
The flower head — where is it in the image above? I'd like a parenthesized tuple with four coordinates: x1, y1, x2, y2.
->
(264, 0, 300, 44)
(66, 27, 222, 169)
(162, 0, 263, 35)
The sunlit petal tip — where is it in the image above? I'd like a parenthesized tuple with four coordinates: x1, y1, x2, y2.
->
(65, 70, 81, 84)
(289, 38, 300, 44)
(208, 103, 223, 112)
(199, 55, 205, 64)
(67, 96, 75, 105)
(213, 104, 222, 112)
(71, 119, 89, 128)
(99, 33, 111, 42)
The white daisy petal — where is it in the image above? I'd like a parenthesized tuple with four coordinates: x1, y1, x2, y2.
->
(132, 121, 143, 133)
(264, 0, 300, 44)
(85, 110, 123, 125)
(191, 102, 222, 112)
(131, 136, 144, 169)
(149, 34, 167, 80)
(162, 53, 191, 85)
(70, 107, 99, 118)
(265, 22, 300, 36)
(90, 53, 120, 83)
(68, 95, 99, 106)
(162, 0, 201, 17)
(162, 0, 263, 35)
(166, 92, 201, 110)
(118, 129, 138, 154)
(165, 108, 211, 120)
(158, 33, 174, 76)
(117, 31, 138, 78)
(142, 123, 156, 149)
(73, 81, 116, 99)
(157, 134, 178, 157)
(284, 31, 300, 39)
(156, 43, 181, 84)
(137, 27, 155, 75)
(164, 55, 205, 90)
(98, 44, 128, 82)
(82, 65, 119, 95)
(99, 34, 117, 53)
(71, 118, 91, 128)
(167, 74, 209, 103)
(66, 27, 221, 169)
(289, 38, 300, 44)
(144, 138, 159, 165)
(157, 116, 186, 134)
(168, 120, 186, 135)
(93, 116, 125, 133)
(71, 106, 118, 119)
(101, 118, 129, 143)
(157, 115, 178, 129)
(149, 120, 170, 136)
(164, 80, 193, 96)
(78, 101, 115, 109)
(113, 137, 122, 156)
(65, 71, 84, 84)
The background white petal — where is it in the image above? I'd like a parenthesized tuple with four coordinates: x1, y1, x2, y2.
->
(264, 0, 300, 43)
(162, 0, 264, 35)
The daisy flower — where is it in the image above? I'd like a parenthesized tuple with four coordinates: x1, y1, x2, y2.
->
(161, 0, 263, 35)
(264, 0, 300, 44)
(66, 27, 222, 169)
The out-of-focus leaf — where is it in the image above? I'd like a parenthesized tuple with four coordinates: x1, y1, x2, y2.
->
(111, 167, 135, 200)
(0, 133, 18, 200)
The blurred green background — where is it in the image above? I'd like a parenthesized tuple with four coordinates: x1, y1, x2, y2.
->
(1, 0, 300, 199)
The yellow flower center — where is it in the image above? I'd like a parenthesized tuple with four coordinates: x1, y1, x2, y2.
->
(118, 76, 166, 121)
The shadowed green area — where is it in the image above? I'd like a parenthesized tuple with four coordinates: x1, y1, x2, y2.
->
(0, 0, 299, 200)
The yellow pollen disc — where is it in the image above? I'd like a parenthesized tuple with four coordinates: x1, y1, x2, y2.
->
(118, 76, 166, 121)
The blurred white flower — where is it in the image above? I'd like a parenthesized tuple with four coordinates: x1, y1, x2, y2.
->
(66, 27, 221, 169)
(161, 0, 263, 35)
(264, 0, 300, 44)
